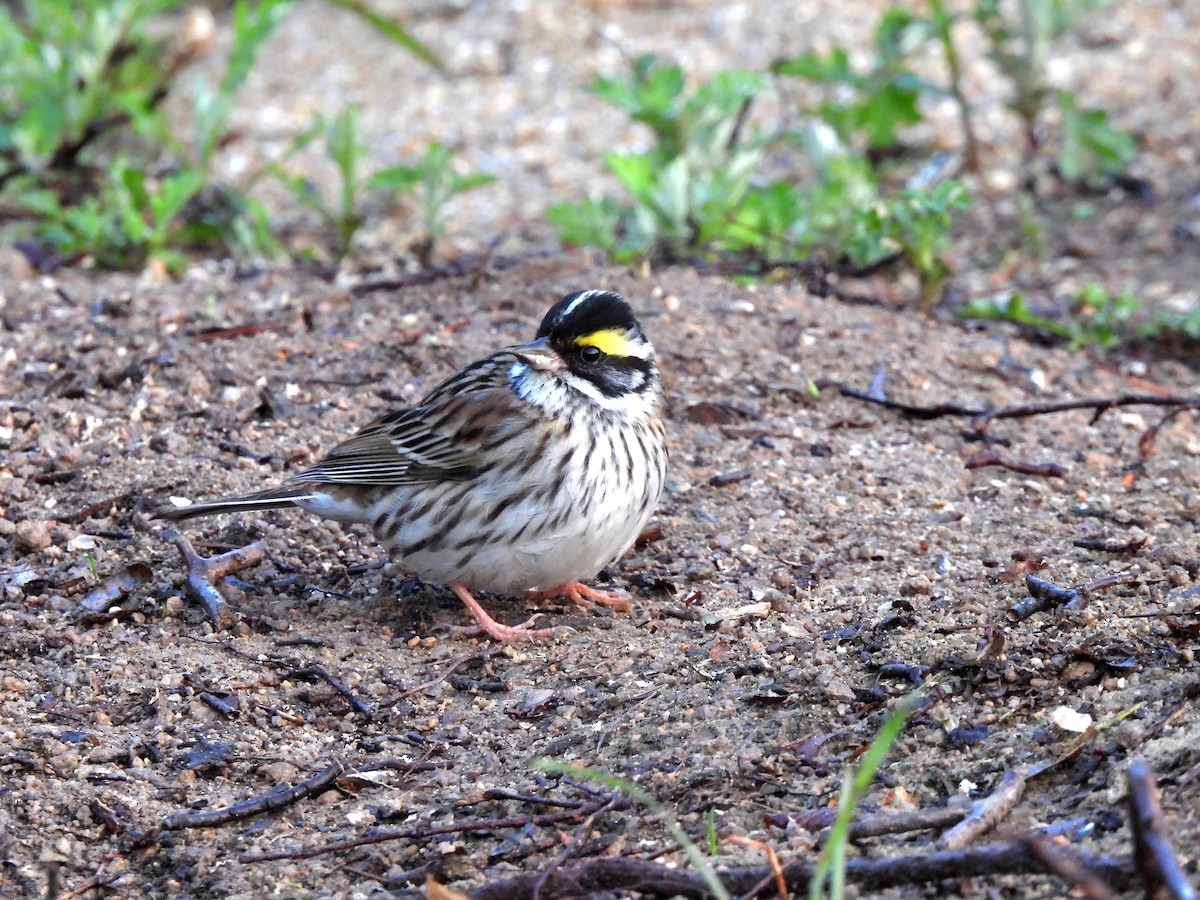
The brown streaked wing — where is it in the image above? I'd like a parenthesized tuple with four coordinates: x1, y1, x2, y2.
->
(288, 352, 522, 486)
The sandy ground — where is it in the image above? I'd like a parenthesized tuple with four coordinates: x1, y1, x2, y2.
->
(2, 1, 1199, 898)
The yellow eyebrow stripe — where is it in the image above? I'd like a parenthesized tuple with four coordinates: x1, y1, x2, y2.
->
(573, 328, 632, 357)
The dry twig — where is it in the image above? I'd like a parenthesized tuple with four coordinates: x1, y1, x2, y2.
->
(1021, 834, 1122, 900)
(964, 449, 1067, 478)
(463, 840, 1131, 900)
(1126, 758, 1198, 900)
(382, 651, 499, 705)
(55, 872, 132, 900)
(160, 760, 343, 831)
(287, 664, 372, 716)
(171, 533, 266, 627)
(1008, 574, 1083, 621)
(763, 803, 968, 838)
(529, 793, 622, 900)
(942, 769, 1027, 849)
(241, 799, 625, 863)
(725, 836, 787, 900)
(837, 384, 1200, 432)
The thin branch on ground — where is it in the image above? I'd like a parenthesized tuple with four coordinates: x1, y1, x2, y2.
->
(1008, 574, 1082, 621)
(725, 836, 788, 900)
(964, 449, 1067, 478)
(1138, 404, 1198, 459)
(835, 380, 1200, 438)
(1126, 758, 1198, 900)
(66, 491, 134, 524)
(530, 792, 622, 900)
(349, 245, 548, 296)
(462, 840, 1131, 900)
(942, 769, 1027, 849)
(482, 788, 589, 809)
(240, 799, 626, 863)
(380, 650, 499, 706)
(1021, 835, 1122, 900)
(171, 532, 266, 627)
(345, 758, 444, 776)
(694, 255, 903, 308)
(55, 869, 132, 900)
(763, 803, 968, 839)
(1073, 534, 1150, 554)
(286, 664, 372, 716)
(160, 760, 344, 832)
(1009, 572, 1142, 621)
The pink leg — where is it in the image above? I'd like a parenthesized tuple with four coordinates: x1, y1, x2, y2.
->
(527, 581, 633, 613)
(449, 581, 561, 641)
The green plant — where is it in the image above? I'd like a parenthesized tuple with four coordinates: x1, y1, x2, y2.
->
(368, 142, 496, 265)
(0, 0, 295, 269)
(959, 283, 1140, 348)
(267, 107, 367, 260)
(270, 114, 494, 264)
(18, 159, 203, 271)
(0, 0, 175, 183)
(0, 0, 437, 270)
(549, 46, 966, 302)
(773, 6, 937, 151)
(1144, 309, 1200, 343)
(1056, 91, 1136, 187)
(536, 760, 731, 900)
(972, 0, 1134, 185)
(810, 694, 917, 900)
(927, 0, 980, 170)
(190, 0, 296, 175)
(844, 180, 969, 303)
(550, 55, 766, 265)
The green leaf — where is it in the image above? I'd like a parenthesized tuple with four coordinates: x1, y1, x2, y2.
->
(320, 0, 440, 70)
(224, 0, 297, 97)
(450, 172, 496, 193)
(605, 151, 659, 201)
(324, 107, 364, 225)
(367, 164, 422, 193)
(810, 694, 918, 900)
(362, 140, 494, 255)
(546, 198, 622, 253)
(874, 5, 934, 62)
(773, 48, 855, 84)
(1057, 92, 1134, 183)
(149, 169, 204, 229)
(13, 181, 63, 217)
(958, 293, 1076, 341)
(593, 54, 686, 135)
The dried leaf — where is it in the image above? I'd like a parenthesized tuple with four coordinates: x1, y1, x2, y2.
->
(77, 563, 153, 614)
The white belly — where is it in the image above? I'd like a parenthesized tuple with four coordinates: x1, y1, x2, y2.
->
(367, 421, 666, 595)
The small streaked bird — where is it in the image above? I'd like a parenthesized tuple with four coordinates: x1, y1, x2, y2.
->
(158, 289, 668, 641)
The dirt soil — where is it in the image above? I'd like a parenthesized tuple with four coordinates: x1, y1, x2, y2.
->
(2, 1, 1200, 899)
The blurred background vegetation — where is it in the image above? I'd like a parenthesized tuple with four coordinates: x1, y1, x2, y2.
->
(2, 0, 1196, 346)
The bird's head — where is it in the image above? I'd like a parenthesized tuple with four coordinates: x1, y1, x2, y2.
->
(510, 290, 659, 411)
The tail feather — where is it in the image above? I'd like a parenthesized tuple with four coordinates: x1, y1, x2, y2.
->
(155, 487, 317, 522)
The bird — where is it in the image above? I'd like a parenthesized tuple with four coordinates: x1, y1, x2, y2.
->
(157, 289, 668, 641)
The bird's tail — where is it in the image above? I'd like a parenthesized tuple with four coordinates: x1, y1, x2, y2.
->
(154, 486, 319, 522)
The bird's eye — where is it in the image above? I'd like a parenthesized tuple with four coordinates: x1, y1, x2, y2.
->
(579, 345, 603, 364)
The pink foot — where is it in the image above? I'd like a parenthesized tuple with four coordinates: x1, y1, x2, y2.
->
(527, 581, 634, 614)
(449, 581, 561, 642)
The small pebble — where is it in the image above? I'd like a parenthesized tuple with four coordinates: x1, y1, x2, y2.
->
(14, 520, 51, 553)
(824, 680, 855, 702)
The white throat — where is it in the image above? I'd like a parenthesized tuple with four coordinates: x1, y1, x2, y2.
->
(509, 360, 660, 420)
